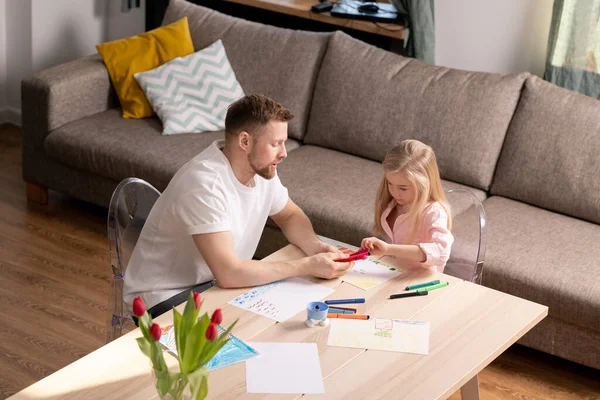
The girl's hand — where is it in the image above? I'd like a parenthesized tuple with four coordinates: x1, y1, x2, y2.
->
(360, 237, 389, 257)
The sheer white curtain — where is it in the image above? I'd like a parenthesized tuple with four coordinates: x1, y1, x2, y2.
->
(545, 0, 600, 98)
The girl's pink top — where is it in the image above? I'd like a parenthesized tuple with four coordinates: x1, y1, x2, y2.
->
(381, 200, 454, 272)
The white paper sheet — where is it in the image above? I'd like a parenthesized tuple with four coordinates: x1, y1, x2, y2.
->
(245, 342, 325, 394)
(327, 318, 430, 355)
(228, 277, 333, 322)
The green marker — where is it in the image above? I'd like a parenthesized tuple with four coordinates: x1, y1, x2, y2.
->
(405, 279, 440, 291)
(416, 281, 449, 293)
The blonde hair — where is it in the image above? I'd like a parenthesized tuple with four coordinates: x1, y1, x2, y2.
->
(374, 139, 452, 241)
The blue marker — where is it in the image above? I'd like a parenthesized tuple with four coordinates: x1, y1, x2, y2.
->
(325, 298, 365, 305)
(328, 307, 356, 314)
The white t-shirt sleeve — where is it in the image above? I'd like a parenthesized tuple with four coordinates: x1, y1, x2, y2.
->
(269, 175, 289, 216)
(171, 178, 231, 236)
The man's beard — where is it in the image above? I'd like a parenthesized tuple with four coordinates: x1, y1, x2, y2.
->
(248, 151, 276, 180)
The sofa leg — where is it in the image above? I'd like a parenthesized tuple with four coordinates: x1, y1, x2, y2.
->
(26, 183, 49, 205)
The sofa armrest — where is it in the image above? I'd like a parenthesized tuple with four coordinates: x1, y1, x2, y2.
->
(21, 54, 118, 182)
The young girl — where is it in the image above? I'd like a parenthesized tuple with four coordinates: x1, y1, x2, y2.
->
(361, 139, 454, 272)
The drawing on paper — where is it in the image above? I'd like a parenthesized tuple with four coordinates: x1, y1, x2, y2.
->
(228, 277, 333, 322)
(246, 298, 279, 320)
(231, 280, 283, 307)
(159, 325, 258, 370)
(327, 318, 430, 355)
(374, 318, 394, 338)
(333, 245, 403, 290)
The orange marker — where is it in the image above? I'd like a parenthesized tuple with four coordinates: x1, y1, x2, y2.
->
(327, 313, 370, 320)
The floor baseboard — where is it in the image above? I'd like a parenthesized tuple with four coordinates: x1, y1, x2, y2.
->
(0, 107, 22, 126)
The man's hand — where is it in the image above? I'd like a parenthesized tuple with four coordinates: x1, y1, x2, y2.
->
(360, 237, 390, 257)
(271, 199, 346, 257)
(304, 252, 354, 280)
(308, 241, 344, 256)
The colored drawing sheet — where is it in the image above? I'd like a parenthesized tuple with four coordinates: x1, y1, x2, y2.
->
(327, 318, 430, 355)
(228, 277, 334, 322)
(159, 325, 258, 370)
(335, 245, 403, 290)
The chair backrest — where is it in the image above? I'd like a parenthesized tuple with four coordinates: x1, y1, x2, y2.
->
(106, 177, 161, 343)
(443, 188, 487, 284)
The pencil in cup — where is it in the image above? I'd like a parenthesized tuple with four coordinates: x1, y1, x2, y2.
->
(327, 313, 370, 320)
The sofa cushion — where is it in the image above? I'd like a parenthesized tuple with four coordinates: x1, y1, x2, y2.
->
(304, 31, 527, 191)
(482, 196, 600, 332)
(274, 145, 487, 246)
(134, 40, 245, 135)
(491, 76, 600, 225)
(96, 17, 194, 119)
(162, 0, 330, 141)
(44, 109, 302, 191)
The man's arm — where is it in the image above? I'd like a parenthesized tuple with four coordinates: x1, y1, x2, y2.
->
(193, 231, 352, 289)
(270, 199, 338, 255)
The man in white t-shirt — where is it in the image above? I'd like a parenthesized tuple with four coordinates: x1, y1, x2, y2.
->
(124, 94, 353, 317)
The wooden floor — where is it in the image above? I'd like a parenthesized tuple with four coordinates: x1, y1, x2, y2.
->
(1, 123, 599, 399)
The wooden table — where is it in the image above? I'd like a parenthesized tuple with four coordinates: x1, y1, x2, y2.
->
(223, 0, 407, 40)
(8, 244, 547, 399)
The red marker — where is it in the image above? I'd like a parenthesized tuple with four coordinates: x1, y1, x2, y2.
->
(334, 250, 369, 263)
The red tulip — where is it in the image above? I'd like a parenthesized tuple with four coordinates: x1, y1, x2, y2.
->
(150, 323, 161, 341)
(211, 308, 223, 325)
(133, 296, 146, 317)
(206, 322, 218, 341)
(193, 292, 201, 309)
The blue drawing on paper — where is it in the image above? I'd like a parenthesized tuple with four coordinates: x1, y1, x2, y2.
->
(159, 325, 258, 370)
(230, 279, 284, 306)
(205, 326, 258, 370)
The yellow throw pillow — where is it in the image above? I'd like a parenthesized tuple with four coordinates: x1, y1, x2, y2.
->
(96, 17, 194, 119)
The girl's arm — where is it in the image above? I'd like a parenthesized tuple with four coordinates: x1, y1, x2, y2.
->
(382, 242, 427, 261)
(361, 238, 426, 261)
(416, 204, 454, 267)
(361, 203, 453, 266)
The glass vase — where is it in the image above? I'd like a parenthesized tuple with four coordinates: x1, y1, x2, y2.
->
(152, 366, 208, 400)
(152, 369, 192, 400)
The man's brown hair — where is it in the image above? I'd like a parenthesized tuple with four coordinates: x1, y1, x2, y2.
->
(225, 94, 294, 138)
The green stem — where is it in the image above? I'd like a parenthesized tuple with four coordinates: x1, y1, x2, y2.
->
(169, 375, 188, 399)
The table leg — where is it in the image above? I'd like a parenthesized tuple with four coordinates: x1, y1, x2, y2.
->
(460, 374, 480, 400)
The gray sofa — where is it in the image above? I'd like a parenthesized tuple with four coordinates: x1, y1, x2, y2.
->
(22, 0, 600, 370)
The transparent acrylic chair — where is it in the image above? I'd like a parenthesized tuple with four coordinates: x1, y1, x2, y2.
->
(443, 188, 487, 284)
(106, 177, 161, 343)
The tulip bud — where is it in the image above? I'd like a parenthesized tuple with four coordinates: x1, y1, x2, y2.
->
(193, 292, 201, 310)
(206, 322, 218, 341)
(211, 308, 223, 325)
(150, 323, 161, 341)
(133, 296, 146, 317)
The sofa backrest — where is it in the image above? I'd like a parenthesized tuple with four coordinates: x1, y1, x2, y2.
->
(163, 0, 330, 140)
(491, 76, 600, 224)
(304, 31, 528, 191)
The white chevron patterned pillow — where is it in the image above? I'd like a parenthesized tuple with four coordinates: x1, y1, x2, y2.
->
(134, 40, 245, 135)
